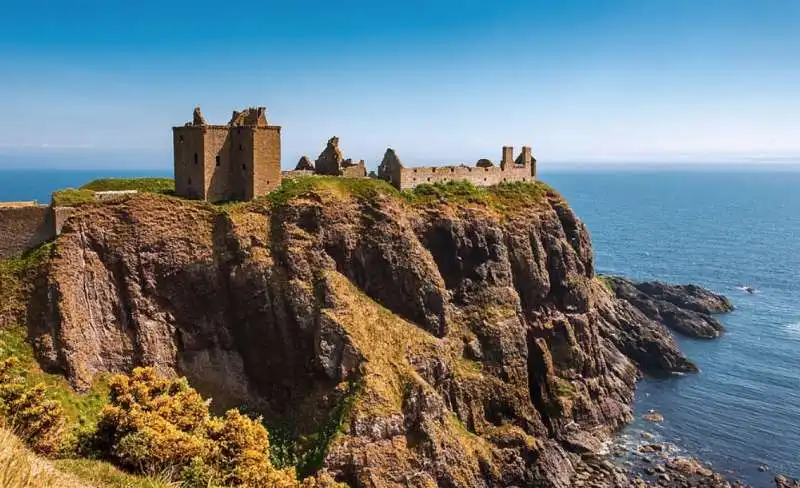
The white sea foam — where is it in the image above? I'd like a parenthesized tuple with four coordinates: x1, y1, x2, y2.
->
(784, 321, 800, 338)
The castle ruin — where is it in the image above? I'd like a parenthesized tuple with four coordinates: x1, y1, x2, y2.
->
(173, 106, 282, 202)
(377, 145, 536, 191)
(171, 105, 537, 200)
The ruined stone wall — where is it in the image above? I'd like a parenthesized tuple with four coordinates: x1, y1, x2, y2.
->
(394, 164, 534, 190)
(0, 205, 54, 259)
(341, 161, 366, 178)
(251, 127, 282, 199)
(173, 127, 207, 199)
(282, 170, 315, 179)
(52, 207, 75, 235)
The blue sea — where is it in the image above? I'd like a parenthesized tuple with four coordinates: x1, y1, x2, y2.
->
(1, 165, 799, 486)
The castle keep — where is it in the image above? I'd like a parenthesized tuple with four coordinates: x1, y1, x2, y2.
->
(173, 107, 281, 201)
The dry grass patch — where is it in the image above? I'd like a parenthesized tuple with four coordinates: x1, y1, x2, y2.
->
(0, 427, 89, 488)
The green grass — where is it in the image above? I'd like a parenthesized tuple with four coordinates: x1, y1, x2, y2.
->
(267, 176, 398, 207)
(402, 180, 488, 206)
(80, 178, 175, 194)
(596, 275, 615, 293)
(0, 244, 110, 440)
(0, 244, 54, 324)
(51, 189, 96, 207)
(51, 178, 175, 207)
(54, 459, 178, 488)
(0, 327, 109, 431)
(402, 180, 555, 214)
(293, 379, 362, 478)
(553, 378, 577, 399)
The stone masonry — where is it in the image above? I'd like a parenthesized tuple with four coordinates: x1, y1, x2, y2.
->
(377, 145, 537, 191)
(309, 137, 367, 178)
(173, 106, 281, 202)
(0, 203, 74, 259)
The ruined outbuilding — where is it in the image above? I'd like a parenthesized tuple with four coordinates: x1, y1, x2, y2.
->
(313, 137, 367, 178)
(378, 146, 536, 190)
(295, 156, 315, 171)
(172, 106, 281, 202)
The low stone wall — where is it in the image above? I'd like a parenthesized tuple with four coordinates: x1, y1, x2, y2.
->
(341, 162, 367, 178)
(93, 190, 138, 202)
(0, 205, 76, 259)
(0, 205, 54, 259)
(282, 170, 315, 179)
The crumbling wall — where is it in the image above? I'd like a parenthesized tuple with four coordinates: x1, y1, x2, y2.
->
(341, 159, 366, 178)
(295, 156, 314, 171)
(379, 146, 536, 191)
(315, 137, 344, 175)
(52, 207, 75, 235)
(0, 205, 54, 259)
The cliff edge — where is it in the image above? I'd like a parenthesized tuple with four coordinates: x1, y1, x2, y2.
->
(19, 178, 732, 487)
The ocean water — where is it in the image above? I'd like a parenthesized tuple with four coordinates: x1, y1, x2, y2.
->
(545, 169, 800, 487)
(1, 166, 799, 486)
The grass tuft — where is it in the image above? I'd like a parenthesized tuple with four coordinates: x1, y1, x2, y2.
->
(0, 427, 88, 488)
(80, 178, 174, 194)
(402, 180, 556, 214)
(267, 176, 398, 208)
(51, 189, 96, 207)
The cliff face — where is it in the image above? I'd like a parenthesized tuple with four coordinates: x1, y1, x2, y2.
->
(25, 183, 704, 487)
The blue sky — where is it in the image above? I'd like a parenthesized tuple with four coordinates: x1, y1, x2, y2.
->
(1, 0, 798, 169)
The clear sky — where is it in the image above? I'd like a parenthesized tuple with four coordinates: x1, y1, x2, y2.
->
(1, 0, 798, 169)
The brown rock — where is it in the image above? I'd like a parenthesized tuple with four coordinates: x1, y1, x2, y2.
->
(17, 186, 712, 486)
(642, 410, 665, 423)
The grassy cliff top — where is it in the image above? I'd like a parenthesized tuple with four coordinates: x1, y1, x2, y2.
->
(52, 178, 175, 207)
(50, 175, 559, 216)
(79, 177, 174, 193)
(259, 176, 557, 215)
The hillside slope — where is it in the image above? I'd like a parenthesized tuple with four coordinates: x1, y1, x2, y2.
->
(22, 179, 709, 487)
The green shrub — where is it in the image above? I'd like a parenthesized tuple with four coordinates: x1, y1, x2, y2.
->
(93, 366, 310, 487)
(0, 358, 67, 455)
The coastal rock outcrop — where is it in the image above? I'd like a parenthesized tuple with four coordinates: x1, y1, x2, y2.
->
(776, 475, 800, 488)
(18, 181, 734, 487)
(603, 276, 730, 339)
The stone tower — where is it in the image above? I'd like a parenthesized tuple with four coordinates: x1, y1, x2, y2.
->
(172, 106, 282, 202)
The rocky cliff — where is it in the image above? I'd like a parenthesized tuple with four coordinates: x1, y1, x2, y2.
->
(21, 179, 734, 487)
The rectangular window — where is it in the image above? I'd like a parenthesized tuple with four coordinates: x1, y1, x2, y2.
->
(215, 156, 220, 167)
